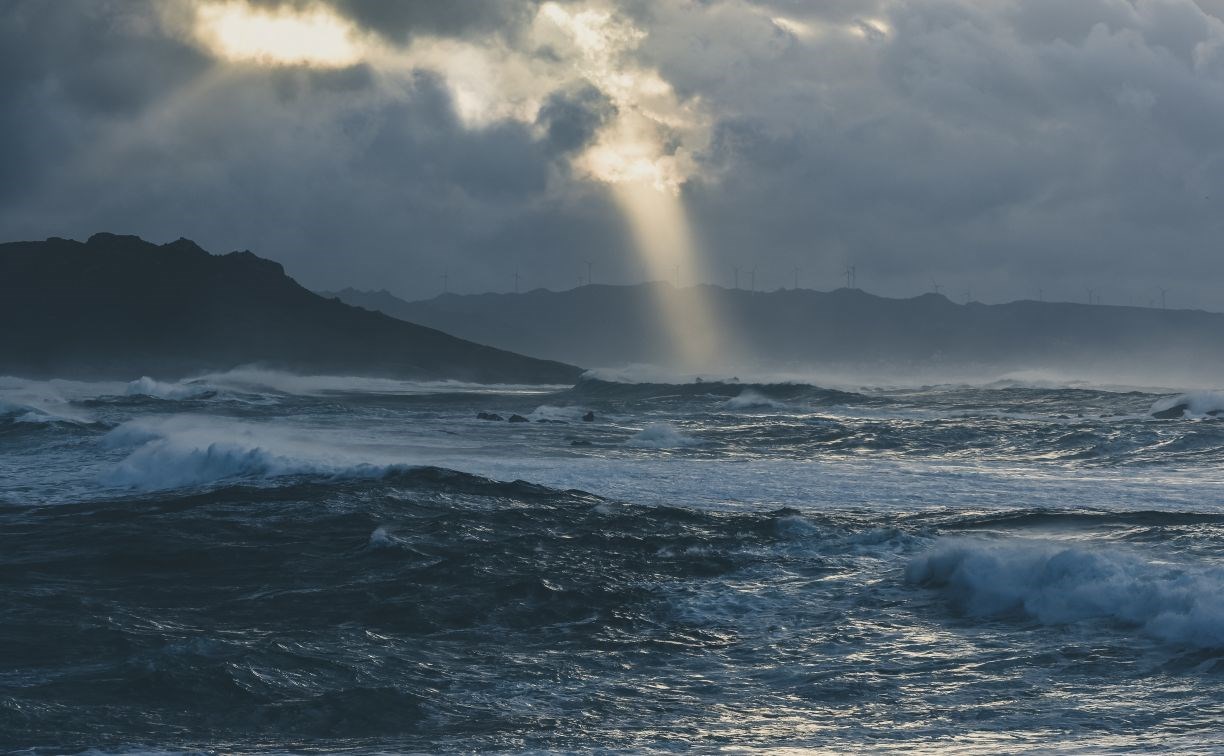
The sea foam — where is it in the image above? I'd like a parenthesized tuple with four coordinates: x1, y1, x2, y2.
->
(1150, 391, 1224, 419)
(103, 415, 413, 490)
(125, 376, 215, 400)
(627, 423, 699, 449)
(0, 379, 95, 424)
(722, 389, 789, 411)
(908, 538, 1224, 648)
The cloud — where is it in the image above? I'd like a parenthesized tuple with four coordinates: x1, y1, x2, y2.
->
(2, 0, 1224, 310)
(537, 85, 618, 154)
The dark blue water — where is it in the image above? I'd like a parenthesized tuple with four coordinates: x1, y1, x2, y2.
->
(2, 371, 1223, 752)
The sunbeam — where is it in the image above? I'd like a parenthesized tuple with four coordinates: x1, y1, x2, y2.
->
(613, 181, 721, 369)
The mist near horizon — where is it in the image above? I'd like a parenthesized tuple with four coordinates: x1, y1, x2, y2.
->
(325, 280, 1224, 392)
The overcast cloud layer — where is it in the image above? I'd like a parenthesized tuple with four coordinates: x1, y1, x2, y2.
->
(4, 0, 1224, 309)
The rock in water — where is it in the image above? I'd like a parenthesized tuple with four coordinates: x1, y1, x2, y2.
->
(477, 412, 505, 421)
(508, 414, 529, 423)
(582, 411, 596, 422)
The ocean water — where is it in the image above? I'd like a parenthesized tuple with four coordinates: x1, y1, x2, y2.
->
(2, 369, 1224, 753)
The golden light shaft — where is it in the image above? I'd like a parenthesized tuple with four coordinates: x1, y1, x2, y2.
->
(613, 182, 722, 370)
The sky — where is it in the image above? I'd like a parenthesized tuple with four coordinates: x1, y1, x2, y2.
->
(3, 0, 1224, 310)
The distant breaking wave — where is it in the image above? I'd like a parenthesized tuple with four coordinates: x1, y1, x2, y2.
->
(566, 376, 870, 407)
(125, 376, 216, 400)
(102, 415, 420, 490)
(1150, 391, 1224, 419)
(908, 538, 1224, 649)
(627, 423, 700, 449)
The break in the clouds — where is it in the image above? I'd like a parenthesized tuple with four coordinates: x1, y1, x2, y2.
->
(3, 0, 1224, 309)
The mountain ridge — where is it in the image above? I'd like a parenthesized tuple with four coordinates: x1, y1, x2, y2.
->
(0, 233, 582, 384)
(321, 283, 1224, 385)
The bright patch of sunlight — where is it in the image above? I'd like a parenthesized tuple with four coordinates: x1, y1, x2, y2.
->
(194, 1, 363, 67)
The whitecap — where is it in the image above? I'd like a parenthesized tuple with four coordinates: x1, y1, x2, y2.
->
(908, 538, 1224, 648)
(627, 423, 699, 449)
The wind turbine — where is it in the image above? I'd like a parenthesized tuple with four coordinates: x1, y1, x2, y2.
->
(441, 267, 449, 294)
(1160, 288, 1167, 310)
(793, 266, 801, 290)
(514, 268, 520, 294)
(585, 259, 593, 286)
(749, 267, 756, 293)
(845, 265, 857, 289)
(733, 265, 740, 290)
(931, 281, 942, 296)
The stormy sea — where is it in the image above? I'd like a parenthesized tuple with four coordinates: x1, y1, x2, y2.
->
(2, 368, 1223, 753)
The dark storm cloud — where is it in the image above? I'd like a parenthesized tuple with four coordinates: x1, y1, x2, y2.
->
(328, 0, 538, 42)
(0, 1, 211, 116)
(647, 0, 1224, 306)
(0, 0, 211, 201)
(536, 86, 618, 154)
(2, 0, 1224, 309)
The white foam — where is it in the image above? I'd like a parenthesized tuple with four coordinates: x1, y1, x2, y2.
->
(1151, 391, 1224, 418)
(580, 364, 1195, 396)
(0, 379, 95, 424)
(368, 526, 395, 548)
(102, 415, 414, 490)
(908, 538, 1224, 648)
(528, 404, 588, 422)
(722, 389, 788, 411)
(627, 422, 699, 449)
(193, 366, 563, 396)
(125, 376, 215, 400)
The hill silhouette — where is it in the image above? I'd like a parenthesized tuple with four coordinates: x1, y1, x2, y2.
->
(323, 284, 1224, 385)
(0, 234, 581, 383)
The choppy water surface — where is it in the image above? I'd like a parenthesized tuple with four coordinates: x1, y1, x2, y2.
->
(2, 370, 1224, 753)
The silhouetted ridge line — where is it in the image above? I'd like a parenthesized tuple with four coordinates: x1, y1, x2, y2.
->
(0, 234, 582, 383)
(324, 283, 1224, 383)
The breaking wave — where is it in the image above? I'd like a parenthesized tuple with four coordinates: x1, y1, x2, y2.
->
(1151, 391, 1224, 419)
(908, 538, 1224, 648)
(125, 376, 216, 400)
(722, 389, 790, 411)
(102, 416, 416, 490)
(566, 376, 868, 406)
(0, 378, 95, 425)
(627, 422, 699, 448)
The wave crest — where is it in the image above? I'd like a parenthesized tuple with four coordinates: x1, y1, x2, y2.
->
(627, 423, 699, 449)
(907, 538, 1224, 648)
(103, 416, 415, 490)
(1151, 391, 1224, 419)
(125, 376, 216, 400)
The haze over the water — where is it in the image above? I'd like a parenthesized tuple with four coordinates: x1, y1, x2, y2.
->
(5, 0, 1224, 318)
